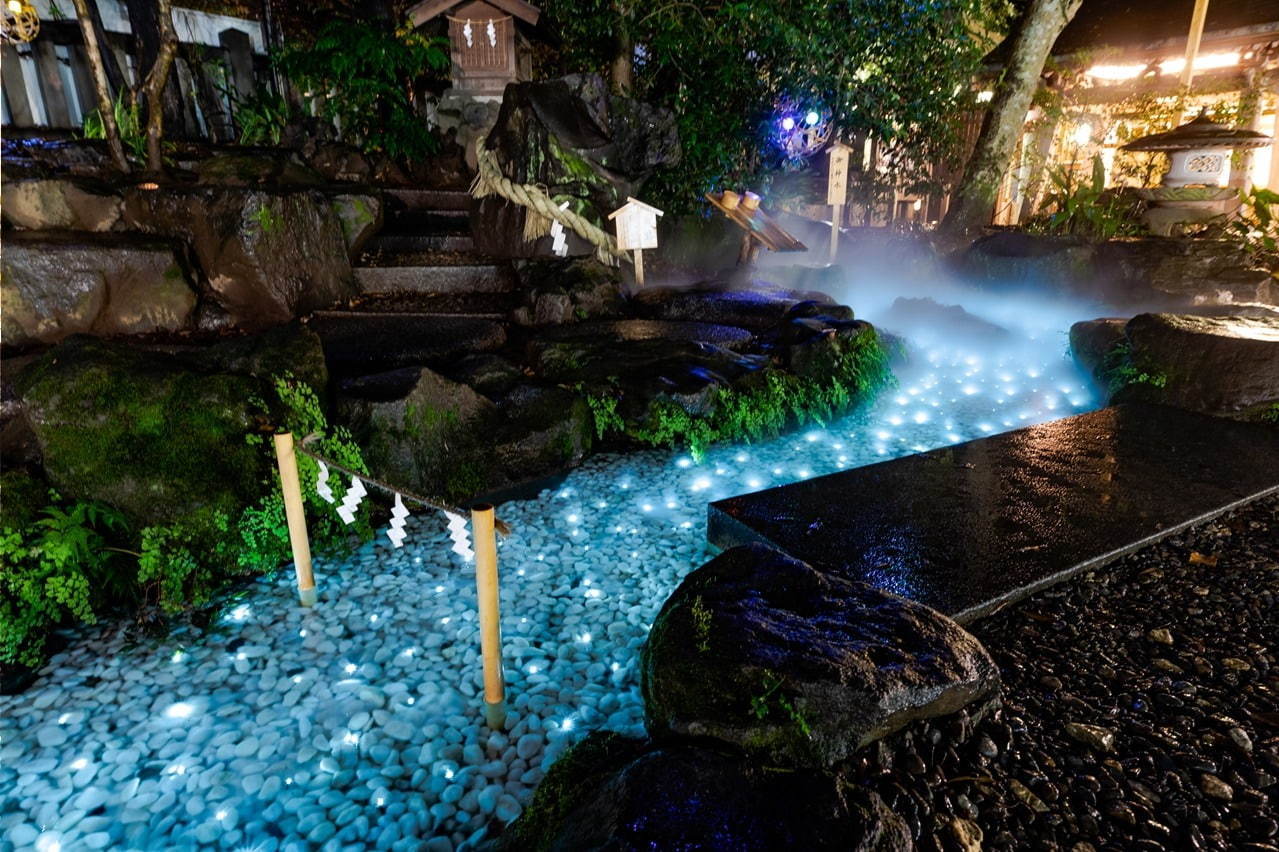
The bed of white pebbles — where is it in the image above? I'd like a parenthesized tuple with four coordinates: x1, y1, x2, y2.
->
(0, 314, 1099, 852)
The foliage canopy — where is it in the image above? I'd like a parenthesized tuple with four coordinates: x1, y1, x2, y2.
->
(539, 0, 1009, 211)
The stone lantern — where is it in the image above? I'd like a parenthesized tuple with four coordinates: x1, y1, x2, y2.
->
(1122, 111, 1272, 235)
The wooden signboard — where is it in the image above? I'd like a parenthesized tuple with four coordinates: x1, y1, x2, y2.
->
(609, 197, 664, 285)
(826, 142, 852, 260)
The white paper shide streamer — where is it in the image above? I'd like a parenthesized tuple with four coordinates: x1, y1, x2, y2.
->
(462, 19, 473, 47)
(386, 494, 410, 549)
(486, 19, 497, 47)
(550, 200, 571, 257)
(445, 511, 474, 561)
(336, 475, 366, 525)
(315, 461, 336, 504)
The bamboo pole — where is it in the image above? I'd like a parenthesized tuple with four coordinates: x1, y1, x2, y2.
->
(272, 432, 317, 606)
(471, 503, 506, 729)
(1179, 0, 1210, 89)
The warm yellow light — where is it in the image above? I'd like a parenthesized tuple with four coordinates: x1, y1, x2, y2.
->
(1087, 51, 1239, 81)
(1159, 52, 1240, 75)
(976, 90, 994, 103)
(1073, 123, 1092, 146)
(7, 0, 23, 13)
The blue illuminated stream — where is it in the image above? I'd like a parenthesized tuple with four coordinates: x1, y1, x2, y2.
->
(0, 295, 1101, 852)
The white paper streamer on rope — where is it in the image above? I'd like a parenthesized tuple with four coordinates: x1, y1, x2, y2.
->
(386, 493, 410, 549)
(315, 461, 336, 504)
(550, 200, 571, 257)
(486, 18, 497, 47)
(445, 511, 474, 561)
(336, 475, 367, 525)
(462, 19, 473, 47)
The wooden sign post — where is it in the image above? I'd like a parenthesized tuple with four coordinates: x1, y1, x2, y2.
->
(471, 503, 506, 729)
(826, 142, 851, 262)
(609, 197, 663, 287)
(272, 432, 317, 607)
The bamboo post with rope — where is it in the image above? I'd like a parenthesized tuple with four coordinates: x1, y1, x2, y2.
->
(471, 503, 506, 729)
(272, 432, 317, 606)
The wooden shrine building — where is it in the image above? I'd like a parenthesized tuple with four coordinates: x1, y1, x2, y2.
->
(408, 0, 540, 96)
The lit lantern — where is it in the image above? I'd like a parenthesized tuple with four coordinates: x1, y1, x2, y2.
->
(2, 0, 40, 43)
(1122, 110, 1272, 235)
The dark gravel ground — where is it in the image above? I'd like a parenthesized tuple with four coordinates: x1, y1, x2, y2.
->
(850, 494, 1279, 852)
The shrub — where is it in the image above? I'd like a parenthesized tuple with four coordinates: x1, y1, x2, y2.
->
(590, 325, 893, 458)
(277, 20, 449, 161)
(1027, 155, 1146, 241)
(0, 495, 128, 667)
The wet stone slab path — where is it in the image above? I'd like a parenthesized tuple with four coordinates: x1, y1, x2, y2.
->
(709, 404, 1279, 622)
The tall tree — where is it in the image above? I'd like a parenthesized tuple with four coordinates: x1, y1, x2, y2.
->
(140, 0, 179, 173)
(71, 0, 129, 172)
(541, 0, 1008, 213)
(122, 0, 184, 142)
(940, 0, 1083, 238)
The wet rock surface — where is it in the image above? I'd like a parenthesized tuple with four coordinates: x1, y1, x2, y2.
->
(502, 732, 911, 851)
(836, 494, 1279, 851)
(1, 233, 197, 349)
(642, 543, 1000, 768)
(710, 404, 1279, 621)
(1119, 312, 1279, 418)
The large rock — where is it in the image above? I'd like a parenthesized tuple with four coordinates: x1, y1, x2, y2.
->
(1068, 318, 1128, 378)
(189, 323, 329, 401)
(1, 234, 197, 348)
(642, 544, 1000, 769)
(15, 337, 268, 525)
(631, 285, 844, 331)
(1, 178, 122, 231)
(472, 75, 678, 259)
(502, 732, 910, 851)
(330, 193, 383, 260)
(492, 385, 592, 487)
(339, 366, 501, 502)
(1118, 313, 1279, 418)
(122, 185, 357, 329)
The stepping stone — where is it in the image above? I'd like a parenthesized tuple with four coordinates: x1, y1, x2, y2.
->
(384, 188, 472, 211)
(367, 232, 474, 253)
(708, 404, 1279, 623)
(310, 312, 506, 374)
(355, 263, 515, 295)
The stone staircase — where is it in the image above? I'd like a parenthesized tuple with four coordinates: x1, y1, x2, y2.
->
(313, 188, 519, 378)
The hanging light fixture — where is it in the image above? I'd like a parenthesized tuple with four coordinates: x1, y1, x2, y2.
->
(2, 0, 40, 43)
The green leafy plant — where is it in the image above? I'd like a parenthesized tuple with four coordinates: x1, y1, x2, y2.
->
(1228, 187, 1279, 279)
(690, 594, 712, 653)
(82, 92, 146, 161)
(232, 86, 293, 147)
(1027, 154, 1145, 241)
(251, 203, 285, 236)
(277, 20, 449, 160)
(749, 670, 812, 739)
(593, 326, 892, 458)
(1101, 342, 1168, 395)
(584, 392, 624, 441)
(0, 498, 128, 667)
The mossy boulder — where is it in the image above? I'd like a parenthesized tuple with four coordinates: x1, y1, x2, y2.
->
(330, 193, 383, 260)
(501, 731, 910, 851)
(190, 323, 329, 402)
(15, 337, 270, 526)
(642, 544, 1000, 769)
(1, 178, 122, 231)
(0, 469, 48, 529)
(493, 386, 593, 484)
(339, 366, 501, 503)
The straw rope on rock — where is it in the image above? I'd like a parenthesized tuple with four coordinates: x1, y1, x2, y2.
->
(471, 144, 631, 265)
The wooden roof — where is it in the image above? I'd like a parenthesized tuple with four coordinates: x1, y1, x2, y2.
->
(408, 0, 540, 27)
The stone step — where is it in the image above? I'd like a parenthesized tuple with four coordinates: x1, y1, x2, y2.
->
(355, 264, 515, 295)
(381, 210, 470, 236)
(709, 404, 1279, 624)
(367, 232, 475, 254)
(310, 311, 507, 374)
(384, 188, 472, 211)
(342, 291, 515, 318)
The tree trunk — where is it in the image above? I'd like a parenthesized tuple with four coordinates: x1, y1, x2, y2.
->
(124, 0, 185, 140)
(610, 1, 634, 95)
(142, 0, 179, 173)
(71, 0, 130, 172)
(940, 0, 1083, 239)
